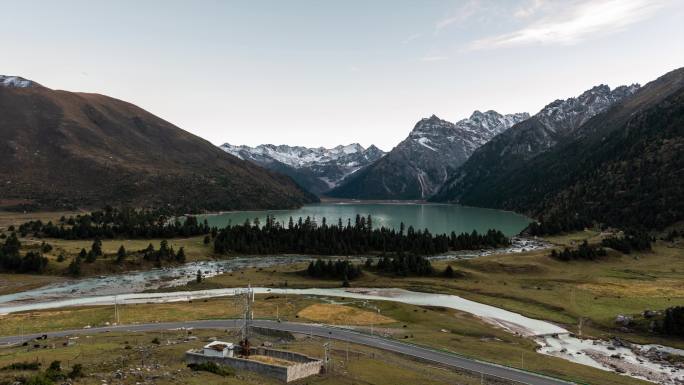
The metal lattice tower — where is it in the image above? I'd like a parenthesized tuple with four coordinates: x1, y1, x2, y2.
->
(234, 285, 255, 342)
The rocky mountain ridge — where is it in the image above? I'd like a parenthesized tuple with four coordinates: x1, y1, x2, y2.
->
(220, 143, 385, 195)
(433, 83, 641, 203)
(328, 110, 529, 200)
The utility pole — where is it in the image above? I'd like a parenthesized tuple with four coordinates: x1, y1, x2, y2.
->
(323, 342, 331, 373)
(236, 285, 254, 343)
(114, 295, 120, 325)
(346, 342, 349, 363)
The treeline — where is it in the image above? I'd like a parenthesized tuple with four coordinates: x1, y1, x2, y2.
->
(18, 207, 211, 240)
(214, 215, 509, 256)
(305, 254, 455, 283)
(306, 259, 362, 281)
(550, 241, 607, 261)
(601, 231, 652, 254)
(0, 233, 48, 273)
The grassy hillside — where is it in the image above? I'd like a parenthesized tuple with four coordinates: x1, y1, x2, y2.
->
(0, 83, 317, 212)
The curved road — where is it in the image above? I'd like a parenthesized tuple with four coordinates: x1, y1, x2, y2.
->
(0, 319, 573, 385)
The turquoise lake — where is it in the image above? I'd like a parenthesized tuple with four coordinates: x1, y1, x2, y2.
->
(197, 203, 532, 236)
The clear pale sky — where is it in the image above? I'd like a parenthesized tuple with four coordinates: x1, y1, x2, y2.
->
(3, 0, 683, 151)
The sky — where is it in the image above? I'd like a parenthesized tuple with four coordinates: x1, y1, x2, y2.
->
(2, 0, 683, 151)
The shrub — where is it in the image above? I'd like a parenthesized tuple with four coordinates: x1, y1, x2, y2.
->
(187, 362, 234, 377)
(1, 361, 41, 371)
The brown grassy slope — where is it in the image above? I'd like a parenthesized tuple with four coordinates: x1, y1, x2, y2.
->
(0, 83, 317, 211)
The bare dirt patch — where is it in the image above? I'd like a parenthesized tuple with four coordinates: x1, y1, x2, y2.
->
(297, 303, 396, 326)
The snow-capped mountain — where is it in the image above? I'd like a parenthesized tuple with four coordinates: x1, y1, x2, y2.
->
(0, 75, 37, 88)
(328, 110, 529, 200)
(433, 83, 641, 203)
(220, 143, 385, 195)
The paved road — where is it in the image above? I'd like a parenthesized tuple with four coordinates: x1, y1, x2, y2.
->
(0, 319, 573, 385)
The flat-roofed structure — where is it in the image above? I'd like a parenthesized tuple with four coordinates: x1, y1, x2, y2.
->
(186, 343, 322, 382)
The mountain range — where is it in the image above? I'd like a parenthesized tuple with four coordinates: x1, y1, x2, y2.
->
(433, 83, 640, 203)
(433, 68, 684, 231)
(3, 66, 683, 233)
(0, 75, 317, 212)
(220, 143, 384, 195)
(327, 110, 529, 200)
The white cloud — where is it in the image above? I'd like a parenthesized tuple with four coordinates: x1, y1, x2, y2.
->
(435, 0, 483, 32)
(513, 0, 546, 19)
(470, 0, 670, 50)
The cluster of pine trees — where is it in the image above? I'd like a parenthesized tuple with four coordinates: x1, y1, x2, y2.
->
(369, 254, 434, 276)
(18, 207, 211, 240)
(525, 214, 592, 236)
(658, 306, 684, 337)
(550, 241, 607, 261)
(601, 231, 652, 254)
(305, 259, 362, 281)
(65, 240, 186, 277)
(141, 240, 186, 265)
(0, 233, 48, 273)
(214, 215, 509, 256)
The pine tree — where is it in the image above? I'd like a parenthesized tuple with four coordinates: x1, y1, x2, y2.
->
(67, 257, 82, 277)
(196, 269, 202, 283)
(176, 247, 186, 263)
(116, 245, 126, 264)
(91, 238, 103, 257)
(85, 250, 96, 263)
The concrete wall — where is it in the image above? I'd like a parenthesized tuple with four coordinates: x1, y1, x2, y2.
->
(203, 348, 225, 357)
(253, 346, 315, 363)
(187, 351, 289, 382)
(286, 360, 324, 382)
(250, 326, 295, 341)
(186, 348, 322, 383)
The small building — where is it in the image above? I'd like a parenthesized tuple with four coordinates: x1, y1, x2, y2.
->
(187, 342, 322, 382)
(202, 341, 235, 358)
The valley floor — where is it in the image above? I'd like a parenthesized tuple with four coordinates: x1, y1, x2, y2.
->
(2, 211, 684, 384)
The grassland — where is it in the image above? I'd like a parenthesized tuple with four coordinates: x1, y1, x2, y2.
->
(0, 274, 63, 296)
(0, 210, 681, 384)
(0, 292, 651, 384)
(297, 303, 397, 325)
(0, 327, 497, 384)
(174, 229, 684, 350)
(0, 210, 217, 278)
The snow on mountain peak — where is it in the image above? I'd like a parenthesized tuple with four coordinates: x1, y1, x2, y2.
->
(536, 83, 640, 132)
(219, 142, 386, 194)
(0, 75, 37, 88)
(220, 142, 383, 168)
